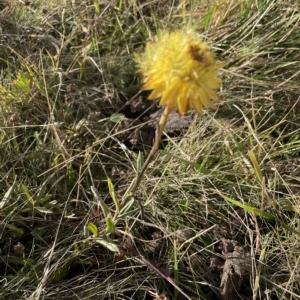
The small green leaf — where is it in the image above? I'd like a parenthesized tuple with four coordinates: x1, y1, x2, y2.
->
(93, 238, 119, 253)
(137, 151, 143, 171)
(94, 0, 100, 14)
(105, 214, 115, 234)
(6, 224, 25, 237)
(107, 178, 119, 213)
(35, 185, 48, 203)
(109, 113, 126, 123)
(87, 222, 99, 237)
(21, 184, 33, 204)
(49, 200, 58, 206)
(35, 207, 53, 214)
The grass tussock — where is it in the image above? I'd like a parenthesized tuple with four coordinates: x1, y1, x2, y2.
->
(1, 0, 300, 299)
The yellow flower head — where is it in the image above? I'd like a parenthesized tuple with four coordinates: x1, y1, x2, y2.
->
(135, 29, 223, 116)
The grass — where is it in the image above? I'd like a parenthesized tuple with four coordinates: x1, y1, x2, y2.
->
(1, 0, 300, 299)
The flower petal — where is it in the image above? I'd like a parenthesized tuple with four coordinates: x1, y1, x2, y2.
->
(203, 85, 220, 102)
(192, 97, 204, 116)
(198, 89, 217, 109)
(148, 88, 162, 100)
(176, 84, 190, 115)
(159, 78, 179, 109)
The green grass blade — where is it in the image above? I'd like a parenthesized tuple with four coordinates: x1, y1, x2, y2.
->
(220, 193, 276, 221)
(248, 150, 263, 185)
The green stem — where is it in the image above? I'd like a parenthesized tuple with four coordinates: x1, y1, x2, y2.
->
(119, 106, 170, 209)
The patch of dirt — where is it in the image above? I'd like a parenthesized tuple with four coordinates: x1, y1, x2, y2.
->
(119, 100, 195, 150)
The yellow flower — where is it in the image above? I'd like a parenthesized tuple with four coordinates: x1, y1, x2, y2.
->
(135, 29, 223, 116)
